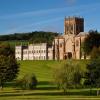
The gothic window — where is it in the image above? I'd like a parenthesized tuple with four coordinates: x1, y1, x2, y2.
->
(60, 43, 63, 48)
(76, 40, 79, 47)
(70, 25, 73, 31)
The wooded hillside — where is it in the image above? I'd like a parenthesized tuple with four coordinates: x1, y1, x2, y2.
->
(0, 31, 60, 44)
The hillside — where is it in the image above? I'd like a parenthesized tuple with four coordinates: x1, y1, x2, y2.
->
(0, 31, 60, 45)
(18, 60, 88, 82)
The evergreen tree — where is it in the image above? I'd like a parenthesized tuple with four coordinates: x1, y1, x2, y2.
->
(0, 43, 19, 89)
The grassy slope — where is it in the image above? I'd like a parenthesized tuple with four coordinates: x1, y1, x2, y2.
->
(18, 60, 88, 81)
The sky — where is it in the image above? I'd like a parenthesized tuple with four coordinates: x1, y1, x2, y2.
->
(0, 0, 100, 35)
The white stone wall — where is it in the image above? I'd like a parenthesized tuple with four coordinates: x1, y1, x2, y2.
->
(23, 48, 29, 60)
(28, 44, 34, 60)
(15, 46, 22, 60)
(15, 43, 48, 60)
(54, 38, 59, 60)
(48, 47, 53, 60)
(33, 43, 47, 60)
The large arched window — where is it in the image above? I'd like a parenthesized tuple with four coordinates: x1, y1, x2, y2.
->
(76, 40, 79, 47)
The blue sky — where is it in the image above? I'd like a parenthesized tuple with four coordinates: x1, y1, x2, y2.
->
(0, 0, 100, 35)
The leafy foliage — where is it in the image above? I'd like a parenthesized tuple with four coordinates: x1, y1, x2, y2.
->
(0, 55, 19, 88)
(54, 61, 83, 93)
(83, 30, 100, 55)
(0, 43, 19, 88)
(0, 31, 59, 45)
(85, 57, 100, 95)
(90, 47, 100, 59)
(0, 42, 14, 57)
(85, 57, 100, 87)
(17, 74, 38, 90)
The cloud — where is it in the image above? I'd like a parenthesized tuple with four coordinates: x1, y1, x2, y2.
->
(0, 7, 67, 20)
(1, 2, 100, 34)
(0, 1, 99, 20)
(66, 0, 76, 5)
(4, 17, 64, 34)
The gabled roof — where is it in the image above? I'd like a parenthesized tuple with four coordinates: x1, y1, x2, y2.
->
(77, 32, 88, 37)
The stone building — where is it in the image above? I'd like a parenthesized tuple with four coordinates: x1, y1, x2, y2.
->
(53, 16, 88, 60)
(15, 16, 88, 60)
(15, 43, 54, 60)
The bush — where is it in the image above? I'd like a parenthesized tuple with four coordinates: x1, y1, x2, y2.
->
(17, 73, 38, 90)
(53, 61, 83, 93)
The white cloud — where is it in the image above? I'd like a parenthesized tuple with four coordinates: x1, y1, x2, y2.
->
(1, 2, 100, 34)
(0, 1, 99, 20)
(66, 0, 76, 5)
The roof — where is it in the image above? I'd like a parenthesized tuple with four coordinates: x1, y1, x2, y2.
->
(77, 32, 88, 37)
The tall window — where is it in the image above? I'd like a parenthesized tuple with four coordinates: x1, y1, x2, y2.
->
(76, 40, 79, 47)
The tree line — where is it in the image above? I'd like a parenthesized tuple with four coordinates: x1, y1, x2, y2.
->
(0, 31, 59, 45)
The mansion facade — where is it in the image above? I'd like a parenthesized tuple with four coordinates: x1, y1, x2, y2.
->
(15, 16, 88, 60)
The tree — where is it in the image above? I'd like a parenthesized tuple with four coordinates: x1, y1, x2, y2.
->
(0, 42, 14, 57)
(17, 74, 38, 90)
(90, 47, 100, 59)
(0, 43, 19, 89)
(54, 61, 83, 93)
(85, 57, 100, 95)
(83, 30, 100, 55)
(0, 31, 59, 45)
(0, 55, 19, 88)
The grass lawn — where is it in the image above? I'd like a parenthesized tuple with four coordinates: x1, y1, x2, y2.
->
(0, 88, 100, 100)
(1, 60, 100, 100)
(18, 60, 88, 81)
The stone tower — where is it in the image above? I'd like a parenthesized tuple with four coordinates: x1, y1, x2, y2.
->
(64, 16, 84, 35)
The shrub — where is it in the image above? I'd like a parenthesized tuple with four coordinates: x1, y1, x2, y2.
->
(17, 73, 38, 90)
(53, 61, 83, 93)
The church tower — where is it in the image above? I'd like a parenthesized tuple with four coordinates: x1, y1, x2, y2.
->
(64, 16, 84, 35)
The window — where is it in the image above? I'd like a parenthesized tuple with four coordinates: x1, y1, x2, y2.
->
(76, 40, 79, 47)
(60, 43, 63, 48)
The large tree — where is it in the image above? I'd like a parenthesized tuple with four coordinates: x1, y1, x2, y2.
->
(54, 61, 83, 93)
(0, 42, 14, 57)
(0, 43, 19, 89)
(83, 30, 100, 55)
(85, 57, 100, 95)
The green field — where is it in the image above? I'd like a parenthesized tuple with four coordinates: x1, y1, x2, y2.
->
(18, 60, 88, 81)
(1, 60, 100, 100)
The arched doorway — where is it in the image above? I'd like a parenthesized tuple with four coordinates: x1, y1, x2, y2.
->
(67, 52, 72, 59)
(64, 55, 67, 59)
(64, 52, 72, 59)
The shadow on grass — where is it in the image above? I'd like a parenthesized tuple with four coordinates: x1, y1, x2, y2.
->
(1, 81, 99, 97)
(37, 81, 57, 90)
(4, 81, 16, 88)
(38, 81, 51, 85)
(0, 89, 98, 97)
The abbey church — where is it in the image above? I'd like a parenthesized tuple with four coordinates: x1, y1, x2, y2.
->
(15, 16, 88, 60)
(54, 16, 88, 60)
